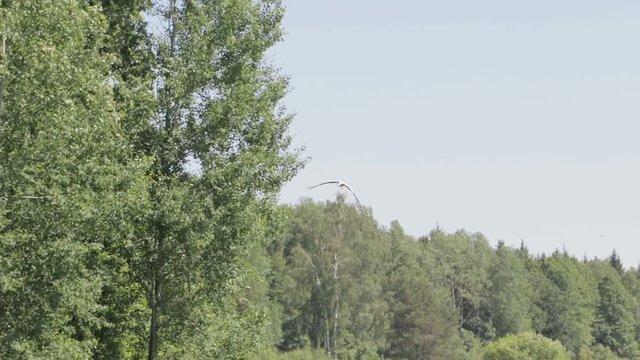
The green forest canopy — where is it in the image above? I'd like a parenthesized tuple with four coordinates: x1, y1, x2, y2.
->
(1, 1, 639, 360)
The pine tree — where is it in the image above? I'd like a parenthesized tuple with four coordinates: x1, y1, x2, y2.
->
(609, 250, 624, 275)
(593, 271, 640, 358)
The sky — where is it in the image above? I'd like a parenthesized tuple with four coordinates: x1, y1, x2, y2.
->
(273, 1, 640, 267)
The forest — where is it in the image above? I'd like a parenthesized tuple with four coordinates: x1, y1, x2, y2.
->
(1, 1, 639, 359)
(262, 198, 640, 360)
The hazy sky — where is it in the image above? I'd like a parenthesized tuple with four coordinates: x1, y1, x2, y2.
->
(274, 1, 640, 267)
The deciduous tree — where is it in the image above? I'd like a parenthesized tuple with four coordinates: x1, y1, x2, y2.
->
(483, 332, 570, 360)
(0, 1, 149, 357)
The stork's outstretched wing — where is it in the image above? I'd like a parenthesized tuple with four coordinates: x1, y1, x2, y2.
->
(350, 191, 362, 207)
(307, 181, 339, 190)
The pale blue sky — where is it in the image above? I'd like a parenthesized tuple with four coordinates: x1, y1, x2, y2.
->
(275, 1, 640, 266)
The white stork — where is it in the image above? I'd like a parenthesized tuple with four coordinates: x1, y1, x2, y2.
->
(307, 180, 362, 206)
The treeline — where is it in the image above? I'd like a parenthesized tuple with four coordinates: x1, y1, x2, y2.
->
(262, 197, 640, 360)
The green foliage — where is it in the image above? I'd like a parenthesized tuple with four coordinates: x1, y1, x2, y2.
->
(460, 329, 485, 360)
(263, 347, 329, 360)
(6, 3, 640, 359)
(520, 254, 551, 334)
(483, 332, 571, 360)
(425, 229, 493, 339)
(106, 0, 301, 358)
(609, 251, 624, 275)
(579, 344, 625, 360)
(592, 265, 640, 359)
(271, 197, 390, 358)
(271, 202, 498, 359)
(488, 242, 533, 337)
(0, 0, 150, 357)
(538, 253, 597, 356)
(382, 222, 465, 360)
(265, 200, 640, 359)
(0, 0, 301, 358)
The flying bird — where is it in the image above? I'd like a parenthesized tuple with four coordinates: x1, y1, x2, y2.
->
(307, 180, 362, 206)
